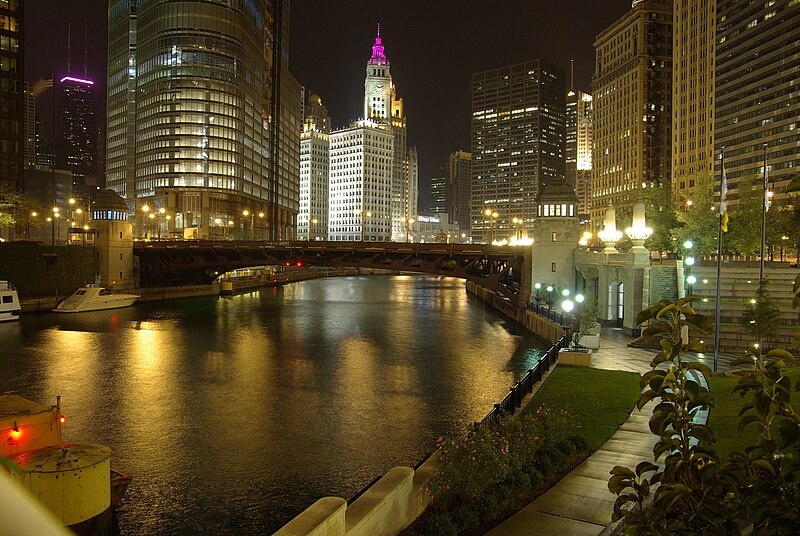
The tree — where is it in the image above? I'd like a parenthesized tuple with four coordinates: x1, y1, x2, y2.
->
(0, 188, 44, 240)
(644, 181, 679, 255)
(727, 176, 763, 256)
(671, 172, 720, 257)
(740, 281, 782, 348)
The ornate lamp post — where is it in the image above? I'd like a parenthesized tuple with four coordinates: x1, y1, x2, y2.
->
(598, 203, 622, 253)
(258, 212, 265, 240)
(400, 216, 415, 242)
(242, 209, 254, 240)
(625, 198, 653, 250)
(484, 208, 499, 244)
(356, 209, 372, 241)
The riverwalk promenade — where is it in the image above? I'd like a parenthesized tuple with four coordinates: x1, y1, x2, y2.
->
(487, 326, 736, 536)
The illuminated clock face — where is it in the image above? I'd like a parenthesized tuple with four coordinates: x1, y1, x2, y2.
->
(373, 82, 385, 91)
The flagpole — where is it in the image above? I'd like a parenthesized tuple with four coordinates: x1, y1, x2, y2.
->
(714, 149, 725, 372)
(759, 143, 768, 289)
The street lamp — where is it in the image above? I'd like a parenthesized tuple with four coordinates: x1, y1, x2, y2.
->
(356, 209, 372, 241)
(28, 211, 38, 240)
(243, 209, 254, 240)
(533, 282, 542, 311)
(512, 217, 523, 241)
(258, 212, 265, 240)
(310, 218, 319, 241)
(51, 206, 59, 245)
(484, 208, 499, 244)
(400, 216, 415, 242)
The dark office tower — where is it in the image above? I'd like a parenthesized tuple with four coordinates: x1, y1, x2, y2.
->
(446, 150, 471, 234)
(0, 0, 23, 190)
(23, 81, 34, 168)
(430, 176, 446, 213)
(56, 76, 97, 194)
(716, 0, 799, 199)
(471, 60, 566, 244)
(592, 0, 672, 228)
(107, 0, 301, 240)
(566, 89, 593, 217)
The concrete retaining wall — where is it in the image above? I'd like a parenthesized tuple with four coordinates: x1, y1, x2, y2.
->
(274, 464, 433, 536)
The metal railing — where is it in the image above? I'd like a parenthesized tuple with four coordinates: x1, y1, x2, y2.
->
(481, 335, 568, 424)
(527, 301, 573, 326)
(348, 333, 568, 504)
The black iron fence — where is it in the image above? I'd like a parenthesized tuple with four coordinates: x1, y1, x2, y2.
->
(481, 334, 568, 424)
(349, 332, 568, 504)
(527, 301, 574, 327)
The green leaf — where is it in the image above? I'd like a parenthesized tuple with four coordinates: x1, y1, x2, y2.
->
(683, 313, 714, 334)
(766, 349, 796, 365)
(656, 303, 678, 319)
(751, 459, 777, 477)
(686, 362, 713, 377)
(738, 414, 761, 431)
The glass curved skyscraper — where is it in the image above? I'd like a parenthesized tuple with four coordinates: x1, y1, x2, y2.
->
(107, 0, 300, 239)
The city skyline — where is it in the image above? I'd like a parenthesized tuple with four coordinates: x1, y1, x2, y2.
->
(25, 0, 632, 206)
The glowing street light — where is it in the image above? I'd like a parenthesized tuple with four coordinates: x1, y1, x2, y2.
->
(484, 209, 499, 243)
(400, 216, 415, 242)
(356, 209, 372, 241)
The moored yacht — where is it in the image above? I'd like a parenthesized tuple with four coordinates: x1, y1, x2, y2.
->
(53, 285, 140, 313)
(0, 280, 21, 322)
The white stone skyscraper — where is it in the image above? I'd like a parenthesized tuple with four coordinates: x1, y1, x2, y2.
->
(299, 92, 330, 240)
(327, 24, 416, 242)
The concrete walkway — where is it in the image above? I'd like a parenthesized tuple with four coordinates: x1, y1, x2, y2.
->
(487, 327, 734, 536)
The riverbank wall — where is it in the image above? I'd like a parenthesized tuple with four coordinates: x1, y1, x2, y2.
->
(274, 282, 564, 536)
(465, 281, 565, 344)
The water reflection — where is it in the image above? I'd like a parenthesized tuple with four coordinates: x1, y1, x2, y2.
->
(0, 275, 546, 534)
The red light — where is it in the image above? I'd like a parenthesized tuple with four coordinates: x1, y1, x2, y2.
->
(59, 415, 67, 425)
(9, 424, 22, 443)
(296, 261, 303, 267)
(284, 262, 290, 266)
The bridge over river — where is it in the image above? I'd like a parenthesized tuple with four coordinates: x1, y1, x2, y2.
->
(134, 240, 531, 306)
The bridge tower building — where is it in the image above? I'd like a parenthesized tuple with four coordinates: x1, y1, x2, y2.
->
(91, 189, 134, 290)
(530, 178, 579, 294)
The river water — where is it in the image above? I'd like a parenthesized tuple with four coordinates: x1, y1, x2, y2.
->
(0, 275, 547, 535)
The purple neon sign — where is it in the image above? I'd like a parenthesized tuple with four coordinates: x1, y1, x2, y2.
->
(60, 76, 94, 85)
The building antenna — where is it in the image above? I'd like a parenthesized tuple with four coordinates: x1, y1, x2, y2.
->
(570, 59, 574, 91)
(67, 22, 71, 75)
(84, 20, 88, 78)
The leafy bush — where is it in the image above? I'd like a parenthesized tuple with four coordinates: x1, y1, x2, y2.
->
(608, 296, 800, 534)
(424, 407, 585, 534)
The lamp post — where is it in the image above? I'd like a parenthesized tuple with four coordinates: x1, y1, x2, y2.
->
(157, 207, 166, 239)
(512, 217, 523, 241)
(683, 240, 694, 296)
(533, 282, 542, 312)
(484, 209, 499, 244)
(310, 218, 318, 241)
(227, 220, 234, 241)
(357, 209, 372, 241)
(400, 216, 415, 242)
(258, 212, 265, 240)
(141, 204, 150, 238)
(242, 210, 254, 240)
(55, 212, 61, 244)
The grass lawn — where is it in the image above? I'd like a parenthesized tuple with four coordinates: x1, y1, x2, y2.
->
(708, 367, 800, 461)
(522, 365, 642, 450)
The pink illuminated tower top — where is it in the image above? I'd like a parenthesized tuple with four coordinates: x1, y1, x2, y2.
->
(369, 23, 387, 65)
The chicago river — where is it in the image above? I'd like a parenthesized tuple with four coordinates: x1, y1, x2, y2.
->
(0, 275, 546, 534)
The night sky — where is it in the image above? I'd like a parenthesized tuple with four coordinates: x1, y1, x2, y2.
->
(26, 0, 631, 206)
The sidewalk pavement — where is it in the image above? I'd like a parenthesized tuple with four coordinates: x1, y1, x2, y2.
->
(486, 327, 735, 536)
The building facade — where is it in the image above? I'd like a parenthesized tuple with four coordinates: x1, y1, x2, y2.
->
(591, 0, 672, 228)
(0, 0, 23, 191)
(471, 60, 566, 244)
(715, 0, 800, 200)
(446, 150, 471, 234)
(106, 0, 300, 240)
(671, 0, 716, 203)
(328, 121, 393, 241)
(298, 91, 330, 241)
(57, 75, 98, 195)
(566, 89, 593, 218)
(430, 176, 446, 213)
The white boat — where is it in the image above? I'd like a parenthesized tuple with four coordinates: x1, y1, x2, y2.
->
(0, 280, 21, 322)
(53, 286, 140, 313)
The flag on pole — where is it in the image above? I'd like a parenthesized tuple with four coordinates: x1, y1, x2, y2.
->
(720, 157, 729, 233)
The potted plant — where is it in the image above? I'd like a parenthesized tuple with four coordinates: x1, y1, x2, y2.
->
(574, 297, 600, 350)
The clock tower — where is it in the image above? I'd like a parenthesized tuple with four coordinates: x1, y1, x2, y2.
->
(364, 24, 392, 121)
